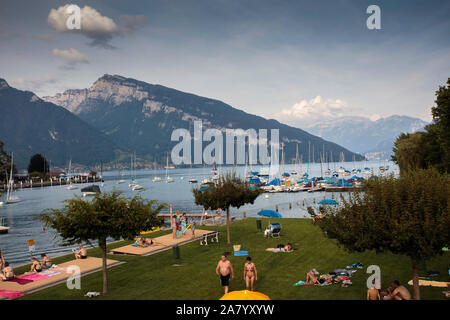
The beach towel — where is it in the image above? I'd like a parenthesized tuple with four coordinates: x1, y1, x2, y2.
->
(293, 280, 314, 286)
(0, 290, 25, 299)
(17, 273, 48, 282)
(408, 279, 449, 287)
(8, 278, 33, 285)
(267, 249, 293, 253)
(233, 250, 249, 256)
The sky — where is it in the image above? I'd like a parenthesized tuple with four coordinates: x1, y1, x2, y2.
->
(0, 0, 449, 126)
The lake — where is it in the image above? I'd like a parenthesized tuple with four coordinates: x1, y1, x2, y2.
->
(0, 160, 397, 266)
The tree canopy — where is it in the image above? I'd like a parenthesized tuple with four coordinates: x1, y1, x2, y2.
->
(27, 154, 49, 175)
(193, 173, 262, 245)
(316, 169, 450, 299)
(0, 139, 16, 181)
(392, 78, 450, 174)
(39, 191, 166, 294)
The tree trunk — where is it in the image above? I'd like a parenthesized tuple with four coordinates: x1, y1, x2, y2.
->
(411, 259, 420, 300)
(226, 206, 231, 246)
(100, 238, 108, 294)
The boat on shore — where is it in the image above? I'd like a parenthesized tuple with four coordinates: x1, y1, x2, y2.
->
(81, 185, 101, 197)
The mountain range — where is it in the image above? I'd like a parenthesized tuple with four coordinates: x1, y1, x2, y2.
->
(0, 74, 364, 169)
(0, 78, 117, 169)
(304, 115, 428, 159)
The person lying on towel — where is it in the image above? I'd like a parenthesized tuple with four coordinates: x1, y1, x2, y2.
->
(29, 257, 43, 274)
(265, 243, 293, 252)
(41, 253, 52, 269)
(0, 262, 15, 281)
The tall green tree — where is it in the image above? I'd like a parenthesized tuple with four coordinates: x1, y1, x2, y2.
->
(392, 78, 450, 173)
(27, 154, 49, 176)
(316, 169, 449, 300)
(39, 192, 165, 294)
(0, 139, 16, 181)
(193, 173, 262, 245)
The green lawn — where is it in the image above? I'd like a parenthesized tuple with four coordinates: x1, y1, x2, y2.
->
(19, 218, 449, 300)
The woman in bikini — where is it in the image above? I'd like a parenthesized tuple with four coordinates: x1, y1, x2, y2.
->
(41, 253, 52, 269)
(30, 257, 43, 273)
(243, 256, 258, 291)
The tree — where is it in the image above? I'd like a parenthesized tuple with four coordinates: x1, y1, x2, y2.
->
(392, 78, 450, 173)
(391, 132, 427, 174)
(0, 139, 16, 182)
(193, 173, 262, 245)
(316, 169, 449, 300)
(27, 154, 49, 176)
(39, 191, 165, 294)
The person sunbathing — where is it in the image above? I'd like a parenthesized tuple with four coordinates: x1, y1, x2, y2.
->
(0, 262, 15, 281)
(306, 270, 320, 285)
(41, 253, 52, 269)
(30, 257, 43, 273)
(265, 243, 293, 252)
(383, 280, 411, 300)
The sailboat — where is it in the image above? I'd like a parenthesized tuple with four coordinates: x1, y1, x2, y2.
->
(66, 159, 78, 190)
(291, 144, 299, 176)
(5, 153, 21, 204)
(152, 176, 162, 182)
(117, 161, 126, 184)
(165, 153, 174, 183)
(129, 153, 138, 187)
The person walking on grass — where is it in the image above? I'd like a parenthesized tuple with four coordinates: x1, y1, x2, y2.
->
(243, 256, 258, 291)
(216, 254, 234, 294)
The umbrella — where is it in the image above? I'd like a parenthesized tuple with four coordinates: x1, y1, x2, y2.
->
(220, 290, 271, 300)
(318, 199, 338, 205)
(257, 210, 282, 218)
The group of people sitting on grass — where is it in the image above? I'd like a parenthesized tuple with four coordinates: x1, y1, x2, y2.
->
(367, 279, 411, 300)
(0, 251, 53, 281)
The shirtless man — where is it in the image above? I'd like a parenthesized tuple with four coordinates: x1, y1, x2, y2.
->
(75, 244, 87, 259)
(383, 280, 411, 300)
(216, 254, 235, 294)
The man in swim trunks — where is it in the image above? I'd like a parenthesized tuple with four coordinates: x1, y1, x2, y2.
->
(216, 254, 234, 294)
(75, 244, 87, 259)
(383, 280, 411, 300)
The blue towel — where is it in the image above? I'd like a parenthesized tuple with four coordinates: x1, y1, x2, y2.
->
(234, 250, 249, 256)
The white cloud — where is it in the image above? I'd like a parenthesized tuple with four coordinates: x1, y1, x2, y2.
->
(47, 4, 148, 48)
(10, 75, 58, 92)
(269, 96, 357, 126)
(52, 48, 90, 68)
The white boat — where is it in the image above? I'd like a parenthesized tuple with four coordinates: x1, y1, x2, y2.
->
(132, 184, 144, 191)
(5, 153, 21, 204)
(189, 178, 198, 183)
(117, 179, 126, 184)
(152, 176, 161, 182)
(81, 185, 101, 197)
(165, 153, 174, 183)
(0, 217, 10, 234)
(66, 159, 78, 190)
(166, 177, 174, 183)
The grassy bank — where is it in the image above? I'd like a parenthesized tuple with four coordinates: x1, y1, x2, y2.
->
(20, 218, 449, 300)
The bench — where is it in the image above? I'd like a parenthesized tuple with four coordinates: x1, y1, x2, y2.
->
(200, 231, 219, 245)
